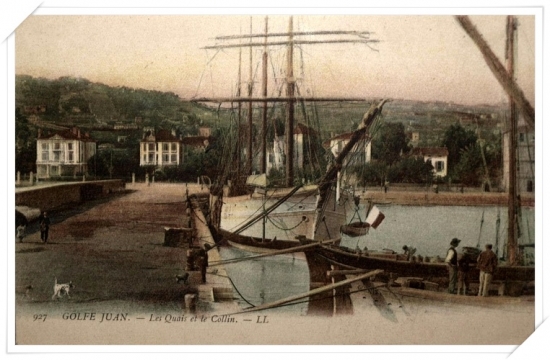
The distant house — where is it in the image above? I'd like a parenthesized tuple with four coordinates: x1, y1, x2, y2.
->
(323, 131, 372, 166)
(36, 127, 96, 179)
(409, 147, 449, 178)
(270, 123, 320, 173)
(139, 128, 213, 167)
(139, 129, 183, 167)
(502, 117, 535, 193)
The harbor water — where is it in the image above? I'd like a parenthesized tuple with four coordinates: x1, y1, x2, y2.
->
(220, 204, 535, 315)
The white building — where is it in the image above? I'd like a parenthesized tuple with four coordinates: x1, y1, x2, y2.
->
(36, 127, 96, 179)
(323, 132, 372, 165)
(269, 123, 320, 174)
(502, 118, 535, 193)
(409, 147, 449, 178)
(139, 129, 183, 167)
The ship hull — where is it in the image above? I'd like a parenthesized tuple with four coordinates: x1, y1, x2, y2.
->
(312, 245, 535, 283)
(218, 186, 347, 251)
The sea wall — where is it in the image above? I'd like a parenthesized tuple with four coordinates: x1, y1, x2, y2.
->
(15, 180, 126, 212)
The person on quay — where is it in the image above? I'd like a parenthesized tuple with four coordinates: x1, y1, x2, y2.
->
(456, 253, 471, 295)
(445, 238, 461, 294)
(477, 244, 498, 297)
(38, 211, 51, 243)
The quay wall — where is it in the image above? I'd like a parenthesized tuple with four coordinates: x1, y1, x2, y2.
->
(361, 190, 534, 207)
(15, 180, 126, 213)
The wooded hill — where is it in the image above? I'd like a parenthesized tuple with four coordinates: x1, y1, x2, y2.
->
(16, 75, 507, 143)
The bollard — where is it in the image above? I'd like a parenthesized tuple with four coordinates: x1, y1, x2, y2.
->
(152, 176, 155, 184)
(16, 171, 20, 185)
(132, 173, 135, 185)
(82, 175, 86, 182)
(29, 172, 34, 186)
(145, 173, 149, 186)
(184, 294, 196, 313)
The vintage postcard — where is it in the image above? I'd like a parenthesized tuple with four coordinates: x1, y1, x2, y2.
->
(8, 3, 544, 355)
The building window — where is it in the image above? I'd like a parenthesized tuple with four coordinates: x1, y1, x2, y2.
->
(171, 154, 177, 163)
(163, 154, 169, 162)
(148, 143, 155, 151)
(519, 133, 525, 142)
(67, 143, 74, 162)
(435, 161, 445, 172)
(41, 152, 48, 161)
(527, 180, 534, 192)
(41, 143, 48, 151)
(51, 166, 58, 175)
(148, 154, 154, 163)
(163, 143, 169, 151)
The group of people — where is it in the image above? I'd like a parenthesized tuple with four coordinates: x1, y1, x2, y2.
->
(445, 237, 498, 296)
(15, 211, 51, 244)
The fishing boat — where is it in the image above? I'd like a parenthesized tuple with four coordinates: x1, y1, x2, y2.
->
(194, 17, 383, 252)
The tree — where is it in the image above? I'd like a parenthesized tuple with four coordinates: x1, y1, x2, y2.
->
(15, 108, 36, 173)
(453, 144, 484, 186)
(371, 122, 410, 165)
(441, 123, 477, 177)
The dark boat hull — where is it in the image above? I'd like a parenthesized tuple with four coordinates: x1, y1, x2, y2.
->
(217, 228, 341, 254)
(314, 245, 534, 282)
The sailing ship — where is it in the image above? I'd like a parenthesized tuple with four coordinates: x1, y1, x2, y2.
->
(302, 15, 535, 300)
(193, 17, 383, 252)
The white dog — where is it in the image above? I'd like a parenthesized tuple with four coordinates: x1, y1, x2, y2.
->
(52, 277, 74, 300)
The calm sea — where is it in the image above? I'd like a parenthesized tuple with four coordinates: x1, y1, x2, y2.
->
(220, 204, 535, 314)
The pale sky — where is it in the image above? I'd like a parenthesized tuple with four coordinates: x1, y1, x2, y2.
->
(15, 14, 535, 106)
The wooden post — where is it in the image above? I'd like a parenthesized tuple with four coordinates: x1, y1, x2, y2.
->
(16, 171, 20, 185)
(29, 172, 34, 186)
(132, 172, 135, 185)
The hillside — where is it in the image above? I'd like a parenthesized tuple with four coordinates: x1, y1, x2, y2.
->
(16, 75, 507, 145)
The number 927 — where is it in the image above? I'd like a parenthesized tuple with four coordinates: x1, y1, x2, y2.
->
(33, 314, 47, 322)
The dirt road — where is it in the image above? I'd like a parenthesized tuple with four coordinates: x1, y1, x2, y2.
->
(15, 183, 194, 315)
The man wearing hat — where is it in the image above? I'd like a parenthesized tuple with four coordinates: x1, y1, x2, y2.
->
(445, 238, 461, 294)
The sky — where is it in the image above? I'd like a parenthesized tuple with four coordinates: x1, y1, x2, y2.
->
(15, 14, 535, 106)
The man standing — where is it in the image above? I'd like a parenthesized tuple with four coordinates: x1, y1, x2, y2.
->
(39, 211, 51, 243)
(477, 244, 498, 297)
(445, 238, 461, 294)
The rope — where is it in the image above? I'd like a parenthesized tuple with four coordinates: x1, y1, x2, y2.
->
(207, 272, 256, 308)
(266, 215, 306, 232)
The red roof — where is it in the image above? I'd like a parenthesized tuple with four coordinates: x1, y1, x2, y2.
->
(294, 123, 317, 137)
(409, 147, 449, 157)
(152, 129, 181, 142)
(182, 136, 212, 147)
(38, 127, 94, 142)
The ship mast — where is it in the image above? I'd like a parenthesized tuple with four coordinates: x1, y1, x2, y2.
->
(506, 15, 519, 265)
(285, 16, 296, 187)
(455, 15, 534, 266)
(195, 16, 379, 186)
